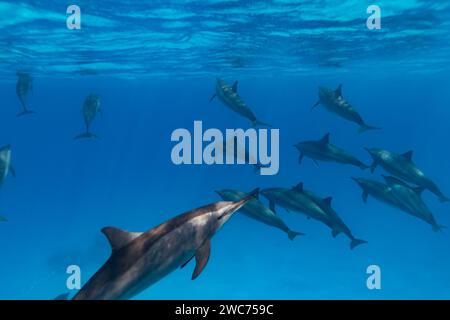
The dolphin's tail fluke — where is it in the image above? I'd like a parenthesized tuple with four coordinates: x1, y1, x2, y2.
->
(17, 109, 36, 117)
(350, 238, 368, 250)
(252, 120, 272, 128)
(74, 132, 100, 140)
(358, 124, 380, 134)
(433, 224, 447, 232)
(287, 230, 305, 241)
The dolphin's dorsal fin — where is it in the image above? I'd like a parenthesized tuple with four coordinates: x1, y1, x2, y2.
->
(192, 240, 211, 280)
(318, 133, 330, 145)
(382, 175, 409, 187)
(102, 227, 142, 252)
(232, 81, 238, 93)
(293, 183, 304, 192)
(323, 197, 333, 206)
(335, 84, 343, 97)
(401, 150, 414, 161)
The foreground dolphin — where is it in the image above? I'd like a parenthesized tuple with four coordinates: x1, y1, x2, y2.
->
(352, 177, 445, 232)
(261, 186, 366, 249)
(366, 148, 449, 202)
(16, 71, 36, 117)
(294, 133, 369, 169)
(215, 189, 304, 240)
(312, 85, 379, 133)
(0, 145, 15, 187)
(74, 93, 102, 139)
(210, 79, 270, 127)
(73, 189, 259, 300)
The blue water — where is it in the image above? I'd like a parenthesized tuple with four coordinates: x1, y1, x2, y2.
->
(1, 0, 450, 300)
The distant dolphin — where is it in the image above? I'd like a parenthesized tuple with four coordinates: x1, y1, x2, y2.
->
(74, 93, 102, 139)
(366, 148, 449, 202)
(16, 71, 36, 117)
(352, 176, 445, 232)
(261, 186, 366, 249)
(312, 85, 379, 133)
(215, 189, 304, 240)
(0, 216, 7, 222)
(73, 189, 259, 300)
(210, 79, 270, 127)
(216, 137, 266, 173)
(291, 183, 367, 249)
(294, 133, 369, 169)
(0, 145, 15, 187)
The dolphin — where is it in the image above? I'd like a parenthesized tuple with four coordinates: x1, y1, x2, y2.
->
(74, 93, 102, 139)
(293, 183, 367, 249)
(366, 148, 449, 202)
(312, 85, 379, 133)
(294, 133, 369, 169)
(218, 137, 266, 173)
(16, 71, 36, 117)
(215, 189, 304, 240)
(73, 189, 259, 300)
(261, 186, 366, 249)
(210, 79, 270, 127)
(352, 177, 445, 232)
(382, 176, 445, 232)
(0, 145, 15, 187)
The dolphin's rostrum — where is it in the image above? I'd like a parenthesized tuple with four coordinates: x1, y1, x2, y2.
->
(73, 188, 259, 300)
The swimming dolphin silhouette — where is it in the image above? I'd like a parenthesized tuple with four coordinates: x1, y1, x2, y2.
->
(210, 79, 271, 127)
(312, 84, 379, 133)
(366, 148, 449, 203)
(215, 189, 304, 240)
(73, 188, 259, 300)
(74, 93, 102, 139)
(16, 71, 36, 117)
(294, 133, 369, 169)
(0, 145, 15, 187)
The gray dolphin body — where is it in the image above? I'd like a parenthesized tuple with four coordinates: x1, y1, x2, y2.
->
(0, 145, 15, 187)
(16, 72, 36, 117)
(352, 177, 445, 232)
(366, 148, 449, 203)
(75, 93, 102, 139)
(210, 79, 270, 127)
(294, 133, 369, 169)
(261, 186, 366, 249)
(312, 85, 379, 133)
(73, 189, 258, 300)
(215, 189, 304, 240)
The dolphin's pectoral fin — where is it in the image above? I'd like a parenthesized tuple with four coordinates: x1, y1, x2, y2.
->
(102, 227, 143, 252)
(401, 150, 414, 161)
(181, 255, 194, 269)
(232, 81, 238, 93)
(318, 133, 330, 145)
(209, 93, 217, 103)
(192, 240, 211, 280)
(311, 100, 320, 110)
(298, 153, 304, 164)
(323, 197, 333, 206)
(413, 187, 425, 196)
(269, 200, 276, 214)
(9, 165, 16, 178)
(369, 161, 378, 174)
(362, 191, 368, 203)
(331, 228, 341, 238)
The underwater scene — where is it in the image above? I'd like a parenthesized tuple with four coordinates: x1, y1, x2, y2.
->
(0, 0, 450, 300)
